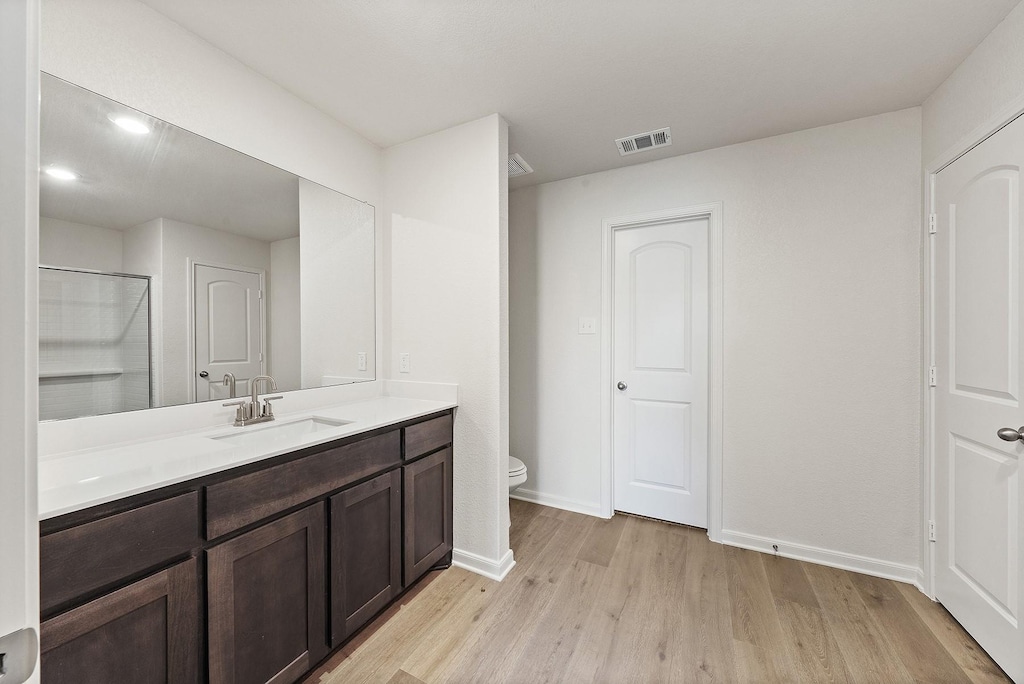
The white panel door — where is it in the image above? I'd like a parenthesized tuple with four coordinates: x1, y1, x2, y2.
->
(613, 218, 708, 526)
(193, 264, 263, 401)
(934, 114, 1024, 682)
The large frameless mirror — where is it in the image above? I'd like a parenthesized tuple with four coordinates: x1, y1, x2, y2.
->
(38, 73, 376, 421)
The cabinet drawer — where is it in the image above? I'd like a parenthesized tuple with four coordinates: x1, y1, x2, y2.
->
(40, 491, 200, 614)
(206, 430, 401, 539)
(404, 413, 453, 461)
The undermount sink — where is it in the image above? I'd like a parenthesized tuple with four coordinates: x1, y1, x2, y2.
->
(211, 416, 352, 447)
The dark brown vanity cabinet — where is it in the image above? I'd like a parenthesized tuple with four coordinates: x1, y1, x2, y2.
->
(206, 503, 327, 684)
(403, 446, 454, 586)
(40, 558, 199, 684)
(329, 469, 402, 644)
(38, 409, 454, 684)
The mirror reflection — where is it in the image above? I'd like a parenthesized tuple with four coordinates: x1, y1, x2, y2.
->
(38, 73, 375, 421)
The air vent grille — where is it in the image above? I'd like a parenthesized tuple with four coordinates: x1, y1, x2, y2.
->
(615, 127, 672, 156)
(508, 153, 534, 177)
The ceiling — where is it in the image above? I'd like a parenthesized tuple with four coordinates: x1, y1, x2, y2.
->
(139, 0, 1019, 188)
(40, 73, 300, 241)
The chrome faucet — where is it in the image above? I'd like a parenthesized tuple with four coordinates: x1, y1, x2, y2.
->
(250, 375, 277, 406)
(222, 373, 237, 398)
(222, 375, 282, 427)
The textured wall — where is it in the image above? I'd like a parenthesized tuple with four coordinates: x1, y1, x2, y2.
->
(299, 179, 375, 388)
(39, 217, 123, 273)
(385, 114, 510, 566)
(923, 1, 1024, 166)
(269, 237, 301, 392)
(510, 108, 922, 567)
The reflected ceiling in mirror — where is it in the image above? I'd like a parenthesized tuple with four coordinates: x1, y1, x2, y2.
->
(39, 73, 376, 421)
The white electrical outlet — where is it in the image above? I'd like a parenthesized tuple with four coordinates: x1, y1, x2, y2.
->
(399, 352, 411, 373)
(357, 352, 367, 371)
(578, 317, 597, 335)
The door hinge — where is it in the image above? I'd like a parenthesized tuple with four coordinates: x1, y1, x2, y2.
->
(259, 289, 264, 300)
(929, 520, 937, 542)
(929, 366, 937, 387)
(929, 213, 937, 235)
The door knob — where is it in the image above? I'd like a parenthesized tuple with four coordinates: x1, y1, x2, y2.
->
(199, 370, 209, 378)
(997, 426, 1024, 442)
(617, 381, 627, 391)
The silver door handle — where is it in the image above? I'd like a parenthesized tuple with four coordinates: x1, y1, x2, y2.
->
(199, 370, 209, 378)
(997, 426, 1024, 442)
(617, 381, 627, 391)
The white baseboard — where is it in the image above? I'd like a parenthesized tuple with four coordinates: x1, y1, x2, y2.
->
(452, 547, 516, 581)
(719, 529, 920, 585)
(510, 488, 609, 518)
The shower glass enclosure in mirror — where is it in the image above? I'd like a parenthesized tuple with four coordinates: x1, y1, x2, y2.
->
(39, 73, 376, 421)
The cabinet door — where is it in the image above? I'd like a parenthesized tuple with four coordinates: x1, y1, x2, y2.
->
(403, 447, 453, 586)
(330, 469, 401, 644)
(40, 557, 199, 684)
(207, 504, 326, 684)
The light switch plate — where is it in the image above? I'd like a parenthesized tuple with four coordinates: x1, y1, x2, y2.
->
(357, 352, 367, 371)
(399, 352, 411, 373)
(578, 317, 597, 335)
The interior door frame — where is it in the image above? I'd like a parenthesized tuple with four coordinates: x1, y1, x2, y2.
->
(600, 202, 724, 540)
(924, 93, 1024, 599)
(187, 258, 267, 403)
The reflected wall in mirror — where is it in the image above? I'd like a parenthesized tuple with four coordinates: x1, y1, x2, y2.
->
(39, 73, 375, 421)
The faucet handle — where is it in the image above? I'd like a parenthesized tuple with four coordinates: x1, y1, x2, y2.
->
(222, 399, 250, 423)
(261, 395, 284, 418)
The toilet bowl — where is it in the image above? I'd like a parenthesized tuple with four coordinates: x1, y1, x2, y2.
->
(509, 456, 528, 493)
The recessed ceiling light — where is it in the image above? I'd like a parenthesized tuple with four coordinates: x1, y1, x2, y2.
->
(108, 114, 150, 135)
(44, 167, 77, 181)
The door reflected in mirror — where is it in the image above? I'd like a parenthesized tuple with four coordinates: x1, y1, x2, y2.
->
(38, 73, 375, 421)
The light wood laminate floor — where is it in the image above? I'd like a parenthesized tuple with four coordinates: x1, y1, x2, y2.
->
(307, 500, 1009, 683)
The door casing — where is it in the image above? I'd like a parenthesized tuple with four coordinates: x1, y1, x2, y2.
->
(600, 202, 724, 541)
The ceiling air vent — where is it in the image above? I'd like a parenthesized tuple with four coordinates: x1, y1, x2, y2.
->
(508, 153, 534, 177)
(615, 127, 672, 156)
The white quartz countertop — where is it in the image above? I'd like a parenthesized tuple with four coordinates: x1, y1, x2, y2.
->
(39, 395, 456, 520)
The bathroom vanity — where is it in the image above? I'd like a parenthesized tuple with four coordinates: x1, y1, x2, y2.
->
(37, 400, 454, 684)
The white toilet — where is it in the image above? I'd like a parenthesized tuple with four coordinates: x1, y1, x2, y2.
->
(508, 456, 528, 493)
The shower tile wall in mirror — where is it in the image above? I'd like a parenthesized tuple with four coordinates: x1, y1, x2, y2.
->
(38, 73, 375, 421)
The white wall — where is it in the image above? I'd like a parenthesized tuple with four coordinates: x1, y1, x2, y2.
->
(299, 179, 375, 387)
(509, 109, 923, 570)
(270, 237, 301, 391)
(386, 114, 512, 572)
(123, 218, 163, 406)
(0, 0, 39, 676)
(39, 216, 122, 272)
(922, 1, 1024, 167)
